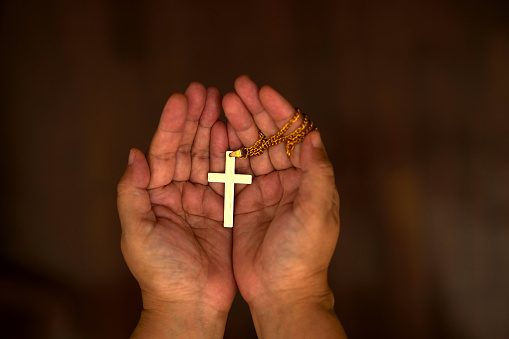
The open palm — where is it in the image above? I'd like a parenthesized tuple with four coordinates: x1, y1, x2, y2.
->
(117, 83, 236, 313)
(222, 76, 340, 305)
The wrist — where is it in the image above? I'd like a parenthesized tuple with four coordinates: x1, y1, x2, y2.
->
(248, 285, 335, 322)
(245, 269, 333, 311)
(248, 283, 345, 339)
(131, 295, 229, 339)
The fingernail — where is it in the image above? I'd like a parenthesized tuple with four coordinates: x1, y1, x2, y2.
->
(311, 132, 322, 148)
(128, 149, 135, 165)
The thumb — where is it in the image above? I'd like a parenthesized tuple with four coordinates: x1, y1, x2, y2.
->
(294, 131, 339, 225)
(117, 148, 154, 234)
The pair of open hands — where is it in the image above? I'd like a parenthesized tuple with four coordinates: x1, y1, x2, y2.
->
(117, 76, 340, 336)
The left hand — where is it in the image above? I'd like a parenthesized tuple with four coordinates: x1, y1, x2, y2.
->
(223, 76, 340, 314)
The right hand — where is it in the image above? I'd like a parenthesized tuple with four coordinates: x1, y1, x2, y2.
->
(117, 83, 236, 323)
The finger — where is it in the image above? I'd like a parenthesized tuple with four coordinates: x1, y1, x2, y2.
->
(234, 75, 279, 135)
(227, 121, 243, 150)
(293, 131, 339, 230)
(117, 148, 155, 235)
(208, 120, 228, 195)
(223, 92, 274, 176)
(259, 85, 305, 169)
(234, 75, 294, 170)
(173, 82, 207, 181)
(190, 87, 221, 184)
(147, 93, 187, 189)
(227, 122, 253, 195)
(227, 121, 252, 177)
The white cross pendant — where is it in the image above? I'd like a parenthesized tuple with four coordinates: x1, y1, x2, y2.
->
(208, 151, 252, 227)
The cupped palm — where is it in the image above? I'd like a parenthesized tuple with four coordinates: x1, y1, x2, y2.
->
(122, 180, 236, 311)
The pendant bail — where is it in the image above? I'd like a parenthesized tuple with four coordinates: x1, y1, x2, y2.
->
(229, 148, 247, 158)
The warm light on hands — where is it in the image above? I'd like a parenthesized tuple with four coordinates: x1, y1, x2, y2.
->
(117, 76, 345, 338)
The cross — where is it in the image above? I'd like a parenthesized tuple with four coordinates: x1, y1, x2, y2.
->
(208, 151, 252, 227)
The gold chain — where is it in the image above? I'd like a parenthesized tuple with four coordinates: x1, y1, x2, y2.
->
(230, 108, 317, 159)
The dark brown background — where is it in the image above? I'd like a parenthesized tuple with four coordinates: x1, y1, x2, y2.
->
(1, 0, 508, 338)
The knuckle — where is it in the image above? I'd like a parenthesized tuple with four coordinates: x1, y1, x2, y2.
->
(117, 179, 129, 194)
(191, 149, 209, 161)
(319, 162, 335, 177)
(148, 150, 176, 162)
(333, 188, 340, 206)
(177, 143, 192, 155)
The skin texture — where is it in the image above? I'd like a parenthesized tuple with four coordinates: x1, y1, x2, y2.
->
(117, 76, 346, 338)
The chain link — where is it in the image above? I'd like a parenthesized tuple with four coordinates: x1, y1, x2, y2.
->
(231, 108, 317, 159)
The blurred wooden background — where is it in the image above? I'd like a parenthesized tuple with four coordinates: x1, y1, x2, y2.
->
(1, 0, 508, 338)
